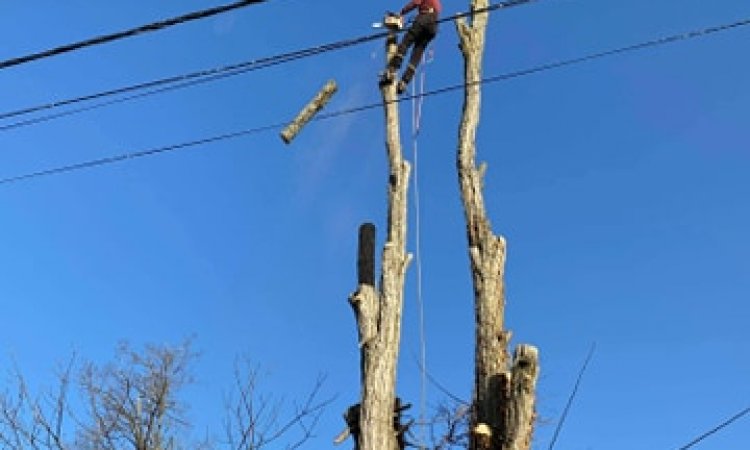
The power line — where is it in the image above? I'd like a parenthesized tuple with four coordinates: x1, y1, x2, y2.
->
(315, 14, 750, 120)
(422, 16, 750, 100)
(675, 406, 750, 450)
(0, 46, 337, 132)
(0, 122, 286, 186)
(547, 344, 595, 450)
(0, 0, 541, 131)
(8, 9, 746, 133)
(0, 33, 378, 124)
(0, 0, 268, 71)
(1, 14, 748, 186)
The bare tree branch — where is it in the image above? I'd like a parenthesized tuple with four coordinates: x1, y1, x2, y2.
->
(429, 402, 471, 450)
(0, 355, 76, 450)
(77, 340, 195, 450)
(223, 358, 332, 450)
(1, 341, 328, 450)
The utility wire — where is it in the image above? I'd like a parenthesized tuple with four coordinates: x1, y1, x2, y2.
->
(0, 33, 376, 124)
(0, 0, 267, 71)
(0, 0, 540, 130)
(424, 16, 750, 100)
(0, 46, 335, 132)
(312, 14, 750, 121)
(675, 406, 750, 450)
(547, 344, 596, 450)
(1, 14, 748, 186)
(0, 122, 285, 186)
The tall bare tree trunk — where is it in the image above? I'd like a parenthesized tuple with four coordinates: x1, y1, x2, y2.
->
(348, 30, 411, 450)
(455, 3, 540, 450)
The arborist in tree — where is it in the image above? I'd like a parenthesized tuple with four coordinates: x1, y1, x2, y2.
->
(380, 0, 441, 94)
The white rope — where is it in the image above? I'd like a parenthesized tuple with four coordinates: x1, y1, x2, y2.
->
(410, 48, 432, 449)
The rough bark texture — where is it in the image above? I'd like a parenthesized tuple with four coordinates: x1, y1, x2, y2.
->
(347, 30, 411, 450)
(505, 346, 539, 450)
(455, 2, 539, 449)
(280, 79, 338, 144)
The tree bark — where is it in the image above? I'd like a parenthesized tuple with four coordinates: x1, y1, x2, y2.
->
(348, 30, 411, 450)
(280, 79, 338, 144)
(505, 346, 539, 450)
(454, 2, 539, 449)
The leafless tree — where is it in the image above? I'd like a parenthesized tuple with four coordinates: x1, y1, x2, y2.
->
(0, 341, 327, 450)
(0, 357, 75, 449)
(455, 1, 540, 449)
(223, 359, 331, 450)
(342, 1, 542, 447)
(76, 341, 195, 450)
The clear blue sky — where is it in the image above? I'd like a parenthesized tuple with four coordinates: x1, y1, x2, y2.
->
(0, 0, 748, 448)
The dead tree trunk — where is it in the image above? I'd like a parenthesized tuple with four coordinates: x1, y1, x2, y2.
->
(454, 3, 540, 450)
(347, 30, 411, 450)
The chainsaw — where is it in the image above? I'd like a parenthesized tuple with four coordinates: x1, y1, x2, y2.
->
(372, 11, 403, 30)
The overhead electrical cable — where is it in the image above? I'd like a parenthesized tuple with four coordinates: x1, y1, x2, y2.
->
(674, 406, 750, 450)
(0, 0, 268, 71)
(0, 46, 336, 132)
(1, 14, 748, 186)
(0, 122, 286, 186)
(423, 16, 750, 100)
(547, 344, 596, 450)
(310, 14, 750, 121)
(0, 34, 374, 123)
(0, 0, 541, 130)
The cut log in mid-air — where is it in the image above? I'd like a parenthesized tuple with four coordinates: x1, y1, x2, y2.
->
(280, 79, 338, 145)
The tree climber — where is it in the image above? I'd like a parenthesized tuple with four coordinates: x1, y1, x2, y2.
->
(380, 0, 441, 94)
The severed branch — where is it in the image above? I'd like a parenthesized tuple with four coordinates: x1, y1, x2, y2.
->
(280, 79, 338, 145)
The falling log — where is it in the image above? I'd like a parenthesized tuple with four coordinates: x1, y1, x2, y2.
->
(280, 79, 338, 144)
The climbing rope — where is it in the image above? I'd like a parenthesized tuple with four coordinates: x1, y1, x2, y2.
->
(410, 48, 433, 450)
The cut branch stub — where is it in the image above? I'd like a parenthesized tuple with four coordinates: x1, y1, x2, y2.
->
(505, 345, 539, 450)
(358, 223, 376, 286)
(349, 223, 378, 352)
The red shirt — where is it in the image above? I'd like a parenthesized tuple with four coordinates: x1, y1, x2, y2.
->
(401, 0, 442, 15)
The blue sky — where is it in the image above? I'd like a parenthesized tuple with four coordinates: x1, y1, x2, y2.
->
(0, 0, 748, 448)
